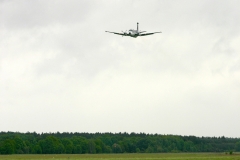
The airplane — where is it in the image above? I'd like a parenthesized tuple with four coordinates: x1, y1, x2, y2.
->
(105, 22, 161, 38)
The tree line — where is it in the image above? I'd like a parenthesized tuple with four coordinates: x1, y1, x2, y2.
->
(0, 132, 240, 154)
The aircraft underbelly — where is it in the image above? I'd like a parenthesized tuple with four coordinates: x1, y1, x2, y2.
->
(130, 34, 138, 38)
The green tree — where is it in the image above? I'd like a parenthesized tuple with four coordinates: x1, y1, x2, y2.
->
(39, 136, 63, 154)
(33, 145, 42, 154)
(73, 145, 82, 154)
(236, 141, 240, 151)
(146, 146, 154, 153)
(71, 136, 88, 153)
(137, 138, 149, 152)
(184, 141, 195, 152)
(61, 138, 73, 154)
(88, 139, 96, 153)
(104, 145, 112, 153)
(112, 143, 122, 153)
(95, 138, 104, 153)
(1, 139, 14, 154)
(1, 132, 240, 154)
(13, 136, 26, 154)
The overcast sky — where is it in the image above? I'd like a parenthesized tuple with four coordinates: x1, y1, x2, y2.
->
(1, 0, 240, 137)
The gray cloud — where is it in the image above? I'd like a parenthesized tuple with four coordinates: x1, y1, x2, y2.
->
(1, 0, 240, 137)
(0, 0, 93, 29)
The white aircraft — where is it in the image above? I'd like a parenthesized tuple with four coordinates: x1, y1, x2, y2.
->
(105, 22, 161, 38)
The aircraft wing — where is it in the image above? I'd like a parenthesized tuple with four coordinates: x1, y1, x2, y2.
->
(105, 31, 127, 36)
(139, 32, 162, 36)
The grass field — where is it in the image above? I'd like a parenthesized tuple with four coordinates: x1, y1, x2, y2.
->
(1, 153, 240, 160)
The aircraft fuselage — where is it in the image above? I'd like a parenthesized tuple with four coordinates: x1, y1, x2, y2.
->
(127, 29, 139, 38)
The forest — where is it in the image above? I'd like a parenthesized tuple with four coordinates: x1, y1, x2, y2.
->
(0, 132, 240, 154)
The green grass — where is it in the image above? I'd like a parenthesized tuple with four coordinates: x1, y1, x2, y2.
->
(1, 153, 240, 160)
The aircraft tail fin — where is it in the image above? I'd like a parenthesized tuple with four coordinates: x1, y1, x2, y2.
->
(137, 22, 139, 31)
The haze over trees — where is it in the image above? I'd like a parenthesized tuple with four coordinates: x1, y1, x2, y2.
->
(0, 132, 239, 154)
